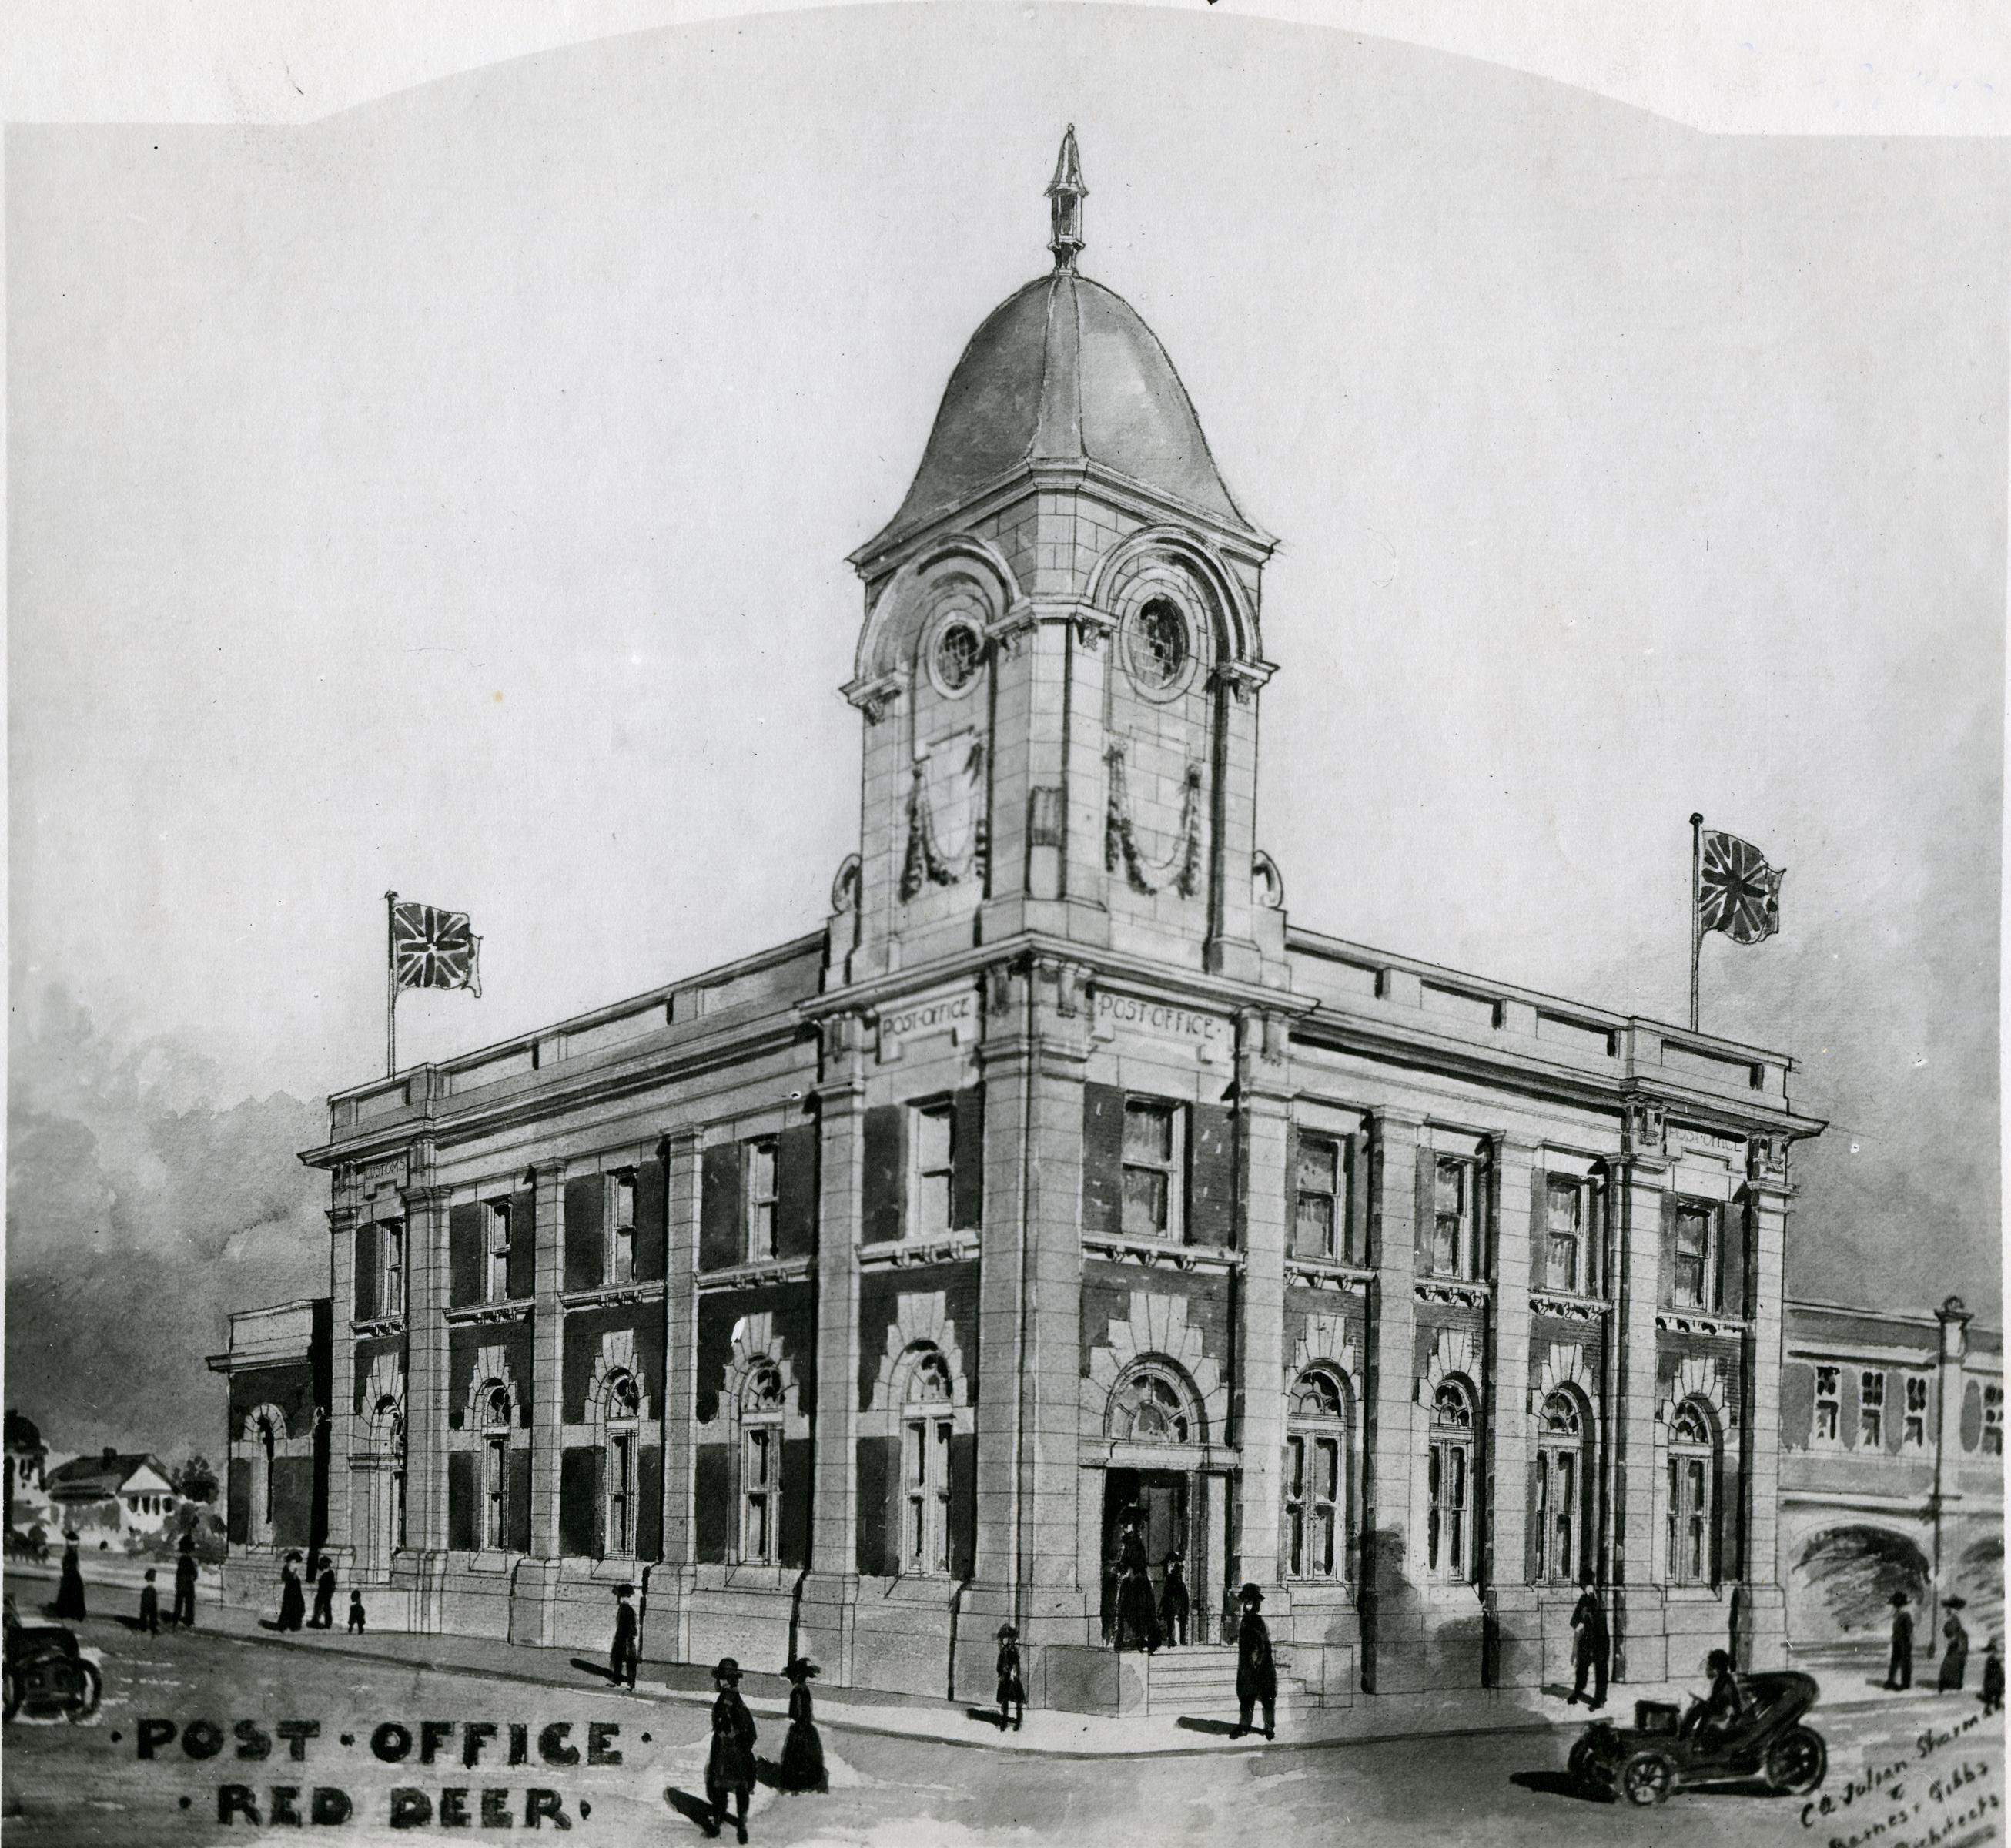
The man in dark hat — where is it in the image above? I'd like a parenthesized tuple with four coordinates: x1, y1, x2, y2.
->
(1113, 1508, 1158, 1653)
(1231, 1583, 1277, 1741)
(1981, 1638, 2003, 1716)
(1568, 1572, 1608, 1709)
(1886, 1592, 1915, 1690)
(1158, 1545, 1190, 1649)
(609, 1584, 639, 1691)
(704, 1658, 758, 1843)
(172, 1532, 199, 1629)
(309, 1555, 337, 1629)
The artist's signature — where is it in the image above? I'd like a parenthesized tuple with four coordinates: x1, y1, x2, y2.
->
(1801, 1706, 1999, 1848)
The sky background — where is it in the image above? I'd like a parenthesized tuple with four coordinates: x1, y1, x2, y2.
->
(8, 5, 2006, 1456)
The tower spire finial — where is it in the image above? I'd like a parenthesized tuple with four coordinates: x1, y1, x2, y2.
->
(1046, 124, 1087, 270)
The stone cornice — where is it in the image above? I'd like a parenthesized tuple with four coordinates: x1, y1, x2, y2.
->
(442, 1301, 532, 1329)
(1415, 1278, 1494, 1311)
(695, 1254, 816, 1293)
(1527, 1291, 1614, 1324)
(1285, 1257, 1374, 1296)
(1656, 1310, 1752, 1341)
(350, 1316, 406, 1341)
(856, 1232, 980, 1272)
(558, 1281, 666, 1312)
(1082, 1233, 1242, 1276)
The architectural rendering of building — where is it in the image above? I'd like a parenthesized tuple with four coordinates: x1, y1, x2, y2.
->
(214, 136, 1831, 1713)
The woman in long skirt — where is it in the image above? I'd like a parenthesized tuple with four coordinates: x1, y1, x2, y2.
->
(778, 1658, 828, 1793)
(53, 1532, 87, 1620)
(1939, 1601, 1970, 1692)
(277, 1552, 306, 1632)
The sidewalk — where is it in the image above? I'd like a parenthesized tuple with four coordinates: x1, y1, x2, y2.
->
(1, 1561, 1936, 1760)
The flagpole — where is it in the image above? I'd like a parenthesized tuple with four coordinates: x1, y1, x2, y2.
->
(1688, 814, 1704, 1033)
(385, 890, 398, 1078)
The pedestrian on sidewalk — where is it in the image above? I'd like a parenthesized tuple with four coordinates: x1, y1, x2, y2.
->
(1568, 1572, 1608, 1710)
(309, 1556, 337, 1629)
(139, 1570, 159, 1635)
(1980, 1639, 2003, 1716)
(1231, 1583, 1276, 1742)
(1886, 1592, 1915, 1690)
(277, 1552, 306, 1632)
(172, 1534, 199, 1628)
(995, 1623, 1026, 1732)
(704, 1658, 757, 1844)
(610, 1584, 639, 1691)
(778, 1657, 828, 1793)
(346, 1587, 366, 1635)
(1939, 1600, 1969, 1692)
(1158, 1546, 1190, 1649)
(54, 1530, 87, 1621)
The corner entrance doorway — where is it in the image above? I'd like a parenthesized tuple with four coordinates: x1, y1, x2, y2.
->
(1100, 1468, 1191, 1646)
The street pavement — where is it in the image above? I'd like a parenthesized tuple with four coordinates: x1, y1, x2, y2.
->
(3, 1576, 2002, 1848)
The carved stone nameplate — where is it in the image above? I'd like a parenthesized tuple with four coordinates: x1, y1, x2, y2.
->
(878, 985, 979, 1063)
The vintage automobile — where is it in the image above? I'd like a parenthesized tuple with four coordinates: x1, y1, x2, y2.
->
(1568, 1670, 1828, 1806)
(2, 1593, 104, 1723)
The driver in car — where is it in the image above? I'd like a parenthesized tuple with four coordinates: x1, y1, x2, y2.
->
(1680, 1649, 1747, 1743)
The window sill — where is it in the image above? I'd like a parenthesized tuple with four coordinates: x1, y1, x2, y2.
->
(1527, 1291, 1613, 1322)
(457, 1550, 520, 1575)
(443, 1301, 533, 1327)
(1082, 1232, 1242, 1276)
(1414, 1278, 1492, 1308)
(855, 1233, 980, 1271)
(1655, 1310, 1750, 1338)
(1664, 1584, 1728, 1602)
(558, 1281, 667, 1311)
(696, 1254, 816, 1290)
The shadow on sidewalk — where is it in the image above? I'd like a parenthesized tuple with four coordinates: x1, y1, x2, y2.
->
(962, 1706, 1010, 1732)
(570, 1656, 625, 1686)
(1172, 1717, 1243, 1737)
(664, 1787, 717, 1835)
(1509, 1770, 1607, 1805)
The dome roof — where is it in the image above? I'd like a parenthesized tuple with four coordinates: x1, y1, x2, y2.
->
(861, 267, 1255, 560)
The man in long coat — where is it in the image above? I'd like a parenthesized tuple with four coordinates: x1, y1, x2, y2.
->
(704, 1657, 758, 1843)
(1231, 1582, 1277, 1741)
(1568, 1573, 1609, 1709)
(609, 1584, 639, 1691)
(309, 1556, 337, 1629)
(172, 1534, 200, 1628)
(1113, 1511, 1159, 1653)
(1886, 1592, 1915, 1690)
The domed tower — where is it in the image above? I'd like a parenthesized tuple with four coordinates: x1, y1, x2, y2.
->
(835, 129, 1284, 988)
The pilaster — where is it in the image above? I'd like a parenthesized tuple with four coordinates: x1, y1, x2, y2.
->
(400, 1182, 452, 1558)
(1232, 1009, 1293, 1596)
(1485, 1137, 1538, 1680)
(660, 1128, 704, 1569)
(1361, 1108, 1423, 1692)
(798, 1014, 866, 1680)
(527, 1160, 567, 1560)
(1738, 1143, 1792, 1669)
(324, 1203, 360, 1557)
(1610, 1114, 1671, 1682)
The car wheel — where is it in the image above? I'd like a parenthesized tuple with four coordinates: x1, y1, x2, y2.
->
(3, 1668, 19, 1723)
(1765, 1726, 1826, 1796)
(68, 1662, 102, 1722)
(1620, 1751, 1675, 1806)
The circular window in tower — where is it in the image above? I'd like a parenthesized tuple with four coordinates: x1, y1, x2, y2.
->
(1123, 597, 1192, 695)
(929, 617, 985, 697)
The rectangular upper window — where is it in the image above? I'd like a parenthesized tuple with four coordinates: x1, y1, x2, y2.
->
(1903, 1374, 1929, 1448)
(1814, 1364, 1841, 1445)
(1671, 1200, 1719, 1310)
(1985, 1384, 2003, 1456)
(1294, 1134, 1347, 1262)
(609, 1170, 637, 1285)
(380, 1218, 405, 1318)
(1859, 1371, 1886, 1448)
(1432, 1156, 1479, 1279)
(1543, 1175, 1597, 1294)
(912, 1102, 955, 1240)
(484, 1201, 512, 1303)
(745, 1140, 778, 1262)
(1122, 1099, 1183, 1240)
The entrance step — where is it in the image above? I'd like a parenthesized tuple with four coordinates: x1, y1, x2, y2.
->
(1133, 1645, 1307, 1719)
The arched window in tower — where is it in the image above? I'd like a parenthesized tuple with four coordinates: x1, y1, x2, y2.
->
(387, 1404, 407, 1552)
(1124, 598, 1190, 692)
(1667, 1398, 1719, 1586)
(741, 1362, 785, 1565)
(1427, 1378, 1476, 1581)
(1108, 1364, 1196, 1445)
(604, 1371, 642, 1557)
(902, 1348, 955, 1575)
(931, 618, 984, 695)
(480, 1385, 512, 1550)
(1534, 1388, 1591, 1584)
(1283, 1368, 1347, 1581)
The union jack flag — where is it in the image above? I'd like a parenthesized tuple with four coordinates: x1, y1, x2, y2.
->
(392, 902, 482, 996)
(1698, 830, 1783, 946)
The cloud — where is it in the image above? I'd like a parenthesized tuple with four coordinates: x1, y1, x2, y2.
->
(6, 985, 326, 1459)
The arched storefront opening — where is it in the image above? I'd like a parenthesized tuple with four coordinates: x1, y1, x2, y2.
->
(1789, 1525, 1931, 1649)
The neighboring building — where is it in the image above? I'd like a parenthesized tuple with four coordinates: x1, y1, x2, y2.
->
(206, 1299, 333, 1563)
(1781, 1296, 2003, 1656)
(5, 1411, 53, 1531)
(221, 136, 1825, 1712)
(46, 1448, 180, 1539)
